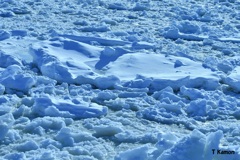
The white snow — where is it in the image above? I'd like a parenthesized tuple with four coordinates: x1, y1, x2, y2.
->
(0, 0, 240, 159)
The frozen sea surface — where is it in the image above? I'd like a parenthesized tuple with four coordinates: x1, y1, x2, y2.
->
(0, 0, 240, 159)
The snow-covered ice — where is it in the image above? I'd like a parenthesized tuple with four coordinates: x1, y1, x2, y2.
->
(0, 0, 240, 159)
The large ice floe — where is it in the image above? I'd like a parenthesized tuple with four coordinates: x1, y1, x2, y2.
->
(0, 0, 240, 159)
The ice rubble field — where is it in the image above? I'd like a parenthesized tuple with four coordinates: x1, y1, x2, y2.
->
(1, 0, 240, 159)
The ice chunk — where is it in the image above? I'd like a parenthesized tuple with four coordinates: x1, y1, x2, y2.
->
(163, 27, 180, 40)
(81, 25, 110, 32)
(105, 52, 219, 90)
(60, 34, 131, 46)
(44, 106, 74, 118)
(108, 3, 127, 10)
(217, 60, 234, 73)
(72, 131, 96, 142)
(40, 138, 62, 149)
(4, 130, 21, 144)
(30, 40, 120, 89)
(55, 127, 74, 147)
(30, 40, 97, 83)
(156, 130, 227, 160)
(62, 39, 101, 58)
(73, 20, 88, 26)
(202, 56, 219, 71)
(38, 152, 55, 160)
(93, 125, 123, 137)
(11, 30, 27, 37)
(153, 132, 178, 158)
(157, 130, 206, 160)
(180, 86, 204, 100)
(133, 3, 149, 11)
(204, 130, 223, 159)
(156, 103, 184, 115)
(124, 78, 152, 88)
(0, 51, 22, 68)
(163, 27, 206, 41)
(186, 99, 208, 117)
(35, 76, 57, 86)
(101, 18, 117, 25)
(118, 91, 147, 98)
(93, 76, 120, 89)
(0, 113, 15, 126)
(218, 37, 240, 43)
(11, 7, 31, 15)
(95, 90, 117, 101)
(15, 140, 39, 152)
(153, 86, 181, 102)
(174, 60, 185, 68)
(24, 117, 66, 133)
(131, 41, 155, 50)
(115, 145, 148, 160)
(0, 65, 35, 93)
(223, 66, 240, 92)
(4, 153, 26, 160)
(0, 30, 10, 41)
(0, 65, 22, 76)
(114, 131, 158, 144)
(0, 123, 9, 140)
(95, 46, 128, 70)
(177, 21, 200, 34)
(0, 103, 12, 115)
(32, 96, 107, 119)
(0, 73, 35, 93)
(0, 10, 15, 17)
